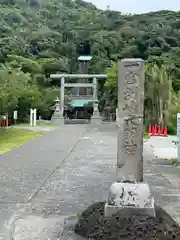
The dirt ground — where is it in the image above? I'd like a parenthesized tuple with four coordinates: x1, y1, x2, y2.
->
(75, 202, 180, 240)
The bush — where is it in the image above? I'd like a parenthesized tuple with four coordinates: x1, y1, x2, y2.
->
(167, 101, 179, 135)
(167, 121, 176, 135)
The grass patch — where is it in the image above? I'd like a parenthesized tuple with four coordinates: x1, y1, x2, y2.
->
(0, 128, 44, 155)
(144, 131, 149, 141)
(170, 158, 180, 166)
(144, 132, 149, 139)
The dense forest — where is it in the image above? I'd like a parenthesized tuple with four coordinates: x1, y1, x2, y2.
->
(0, 0, 180, 132)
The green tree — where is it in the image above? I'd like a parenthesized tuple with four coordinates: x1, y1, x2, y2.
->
(145, 64, 172, 126)
(1, 0, 180, 123)
(0, 67, 42, 121)
(104, 62, 173, 127)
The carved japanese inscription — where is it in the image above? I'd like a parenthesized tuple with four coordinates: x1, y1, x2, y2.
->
(123, 69, 139, 114)
(117, 59, 144, 181)
(123, 65, 141, 156)
(123, 119, 138, 155)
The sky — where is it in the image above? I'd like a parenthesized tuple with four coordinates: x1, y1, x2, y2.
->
(85, 0, 180, 14)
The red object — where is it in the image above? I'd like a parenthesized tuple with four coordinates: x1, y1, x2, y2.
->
(8, 119, 12, 126)
(0, 119, 12, 127)
(164, 127, 168, 137)
(163, 127, 168, 137)
(157, 126, 161, 136)
(148, 124, 152, 133)
(151, 126, 155, 136)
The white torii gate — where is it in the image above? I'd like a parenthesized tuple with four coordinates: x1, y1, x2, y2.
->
(50, 73, 107, 123)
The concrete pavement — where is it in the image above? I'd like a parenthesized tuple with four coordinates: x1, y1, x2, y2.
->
(13, 125, 118, 239)
(147, 135, 177, 159)
(0, 124, 180, 239)
(0, 125, 87, 239)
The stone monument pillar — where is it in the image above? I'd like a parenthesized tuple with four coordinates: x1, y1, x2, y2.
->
(91, 77, 102, 123)
(50, 97, 64, 125)
(104, 59, 155, 218)
(117, 59, 144, 181)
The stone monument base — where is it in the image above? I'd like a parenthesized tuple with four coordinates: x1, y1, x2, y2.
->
(50, 110, 64, 125)
(116, 121, 120, 126)
(91, 115, 102, 124)
(50, 117, 64, 125)
(104, 182, 155, 217)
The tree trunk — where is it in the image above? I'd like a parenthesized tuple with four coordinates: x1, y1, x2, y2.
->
(159, 98, 163, 126)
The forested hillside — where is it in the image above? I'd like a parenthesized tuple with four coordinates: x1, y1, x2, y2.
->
(0, 0, 180, 127)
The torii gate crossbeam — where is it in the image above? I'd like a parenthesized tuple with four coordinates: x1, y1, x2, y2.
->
(50, 73, 107, 124)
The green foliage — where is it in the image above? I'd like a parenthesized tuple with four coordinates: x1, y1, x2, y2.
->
(39, 87, 60, 119)
(105, 61, 176, 129)
(105, 63, 117, 90)
(1, 1, 180, 121)
(167, 122, 177, 135)
(0, 67, 42, 120)
(8, 55, 42, 74)
(98, 63, 117, 111)
(1, 0, 180, 77)
(170, 158, 180, 166)
(166, 100, 180, 135)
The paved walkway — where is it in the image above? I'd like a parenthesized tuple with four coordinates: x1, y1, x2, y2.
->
(148, 135, 177, 159)
(0, 124, 180, 239)
(0, 125, 87, 239)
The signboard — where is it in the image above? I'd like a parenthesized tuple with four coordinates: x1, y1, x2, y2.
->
(13, 111, 17, 120)
(177, 113, 180, 139)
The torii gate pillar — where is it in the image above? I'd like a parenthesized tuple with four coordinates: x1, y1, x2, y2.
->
(91, 77, 102, 124)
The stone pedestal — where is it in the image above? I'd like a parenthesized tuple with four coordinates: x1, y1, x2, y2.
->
(91, 102, 102, 124)
(91, 112, 102, 124)
(50, 110, 64, 125)
(50, 97, 64, 125)
(104, 182, 155, 217)
(91, 116, 102, 124)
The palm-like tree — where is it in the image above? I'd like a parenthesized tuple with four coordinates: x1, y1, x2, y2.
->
(145, 63, 172, 127)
